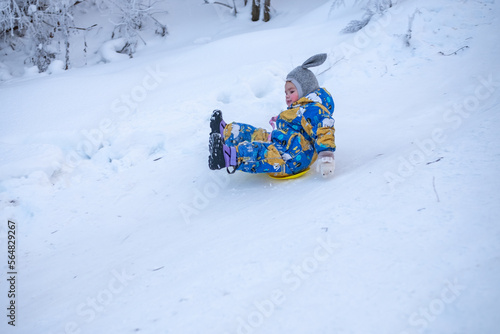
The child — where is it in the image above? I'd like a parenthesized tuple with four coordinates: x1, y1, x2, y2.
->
(208, 53, 336, 178)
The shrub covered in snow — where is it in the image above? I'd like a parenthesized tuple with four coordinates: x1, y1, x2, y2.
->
(0, 0, 167, 73)
(331, 0, 396, 33)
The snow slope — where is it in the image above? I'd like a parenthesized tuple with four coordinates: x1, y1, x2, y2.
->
(1, 0, 500, 333)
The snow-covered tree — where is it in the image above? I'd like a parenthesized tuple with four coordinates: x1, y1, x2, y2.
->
(203, 0, 271, 22)
(0, 0, 78, 72)
(0, 0, 167, 73)
(107, 0, 168, 58)
(0, 0, 22, 38)
(251, 0, 271, 22)
(331, 0, 395, 33)
(331, 0, 394, 11)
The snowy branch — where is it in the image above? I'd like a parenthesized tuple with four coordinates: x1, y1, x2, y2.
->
(204, 0, 238, 16)
(438, 46, 469, 56)
(0, 0, 167, 72)
(337, 0, 394, 33)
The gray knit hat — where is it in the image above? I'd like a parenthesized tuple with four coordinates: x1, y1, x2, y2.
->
(286, 53, 327, 98)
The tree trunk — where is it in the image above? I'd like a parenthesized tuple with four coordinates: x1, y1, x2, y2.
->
(251, 0, 260, 21)
(263, 0, 271, 22)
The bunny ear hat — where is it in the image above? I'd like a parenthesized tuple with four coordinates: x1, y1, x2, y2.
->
(286, 53, 327, 99)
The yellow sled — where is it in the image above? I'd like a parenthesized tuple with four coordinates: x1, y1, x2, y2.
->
(268, 168, 310, 180)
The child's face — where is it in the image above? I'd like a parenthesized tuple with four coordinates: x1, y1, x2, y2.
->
(285, 81, 299, 107)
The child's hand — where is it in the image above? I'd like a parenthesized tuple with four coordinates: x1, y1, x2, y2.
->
(317, 151, 335, 178)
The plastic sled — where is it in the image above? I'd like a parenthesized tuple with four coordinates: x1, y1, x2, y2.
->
(268, 168, 310, 180)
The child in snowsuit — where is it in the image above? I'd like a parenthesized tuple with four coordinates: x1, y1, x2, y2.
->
(208, 53, 336, 178)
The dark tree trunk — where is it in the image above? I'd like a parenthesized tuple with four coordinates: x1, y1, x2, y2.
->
(263, 0, 271, 22)
(251, 0, 260, 21)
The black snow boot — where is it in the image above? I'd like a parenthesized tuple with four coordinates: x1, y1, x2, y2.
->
(210, 109, 226, 135)
(208, 133, 237, 173)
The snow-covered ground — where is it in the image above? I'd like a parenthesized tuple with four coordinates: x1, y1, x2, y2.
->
(1, 0, 500, 333)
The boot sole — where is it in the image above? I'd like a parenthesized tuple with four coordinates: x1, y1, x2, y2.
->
(208, 133, 226, 170)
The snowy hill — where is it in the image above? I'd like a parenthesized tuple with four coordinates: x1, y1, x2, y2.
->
(1, 0, 500, 333)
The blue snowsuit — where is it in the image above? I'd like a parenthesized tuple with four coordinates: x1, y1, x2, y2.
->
(222, 88, 335, 176)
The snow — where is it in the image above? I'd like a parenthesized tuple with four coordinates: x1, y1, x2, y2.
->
(1, 0, 500, 333)
(97, 39, 131, 64)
